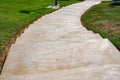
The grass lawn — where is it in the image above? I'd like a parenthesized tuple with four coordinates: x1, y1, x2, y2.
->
(0, 0, 82, 72)
(82, 1, 120, 50)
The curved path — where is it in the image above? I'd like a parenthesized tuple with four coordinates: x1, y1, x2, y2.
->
(1, 1, 120, 80)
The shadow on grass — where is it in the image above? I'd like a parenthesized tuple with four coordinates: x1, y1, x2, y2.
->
(109, 2, 120, 7)
(19, 10, 31, 14)
(19, 8, 47, 14)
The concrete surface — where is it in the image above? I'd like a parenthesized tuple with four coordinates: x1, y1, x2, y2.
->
(0, 0, 120, 80)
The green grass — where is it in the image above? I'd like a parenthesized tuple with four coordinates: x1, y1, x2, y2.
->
(82, 1, 120, 50)
(0, 0, 82, 54)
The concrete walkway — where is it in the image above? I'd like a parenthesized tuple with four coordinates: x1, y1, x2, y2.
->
(1, 1, 120, 80)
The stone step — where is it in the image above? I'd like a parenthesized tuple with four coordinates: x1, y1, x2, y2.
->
(52, 9, 84, 16)
(2, 39, 120, 75)
(63, 1, 101, 10)
(24, 27, 88, 35)
(15, 31, 102, 44)
(16, 24, 93, 36)
(39, 16, 80, 24)
(31, 14, 81, 27)
(22, 27, 94, 36)
(52, 6, 88, 16)
(21, 22, 93, 33)
(40, 14, 80, 20)
(1, 64, 120, 80)
(15, 25, 101, 41)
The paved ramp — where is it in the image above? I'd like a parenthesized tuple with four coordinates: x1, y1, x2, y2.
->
(1, 1, 120, 80)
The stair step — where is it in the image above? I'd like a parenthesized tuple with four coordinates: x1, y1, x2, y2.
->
(16, 27, 98, 43)
(15, 32, 102, 44)
(39, 17, 80, 24)
(41, 14, 80, 20)
(2, 39, 120, 75)
(1, 64, 120, 80)
(52, 8, 84, 16)
(23, 25, 88, 34)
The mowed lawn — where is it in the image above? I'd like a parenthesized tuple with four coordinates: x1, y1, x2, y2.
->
(82, 1, 120, 50)
(0, 0, 82, 72)
(0, 0, 82, 53)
